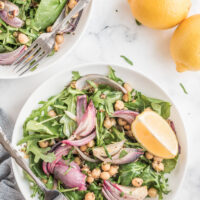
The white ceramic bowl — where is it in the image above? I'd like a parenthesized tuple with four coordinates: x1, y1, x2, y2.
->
(0, 1, 94, 79)
(12, 63, 188, 200)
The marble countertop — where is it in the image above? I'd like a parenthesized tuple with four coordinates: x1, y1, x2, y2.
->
(0, 0, 200, 199)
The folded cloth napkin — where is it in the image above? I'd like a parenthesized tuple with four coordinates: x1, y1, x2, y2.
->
(0, 109, 24, 200)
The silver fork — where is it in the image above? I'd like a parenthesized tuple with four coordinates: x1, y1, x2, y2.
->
(12, 0, 90, 76)
(0, 126, 69, 200)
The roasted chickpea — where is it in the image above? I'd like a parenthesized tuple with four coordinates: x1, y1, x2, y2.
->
(80, 145, 87, 152)
(123, 83, 132, 92)
(114, 100, 124, 110)
(42, 179, 48, 184)
(18, 33, 29, 44)
(101, 163, 111, 171)
(47, 26, 52, 32)
(84, 192, 95, 200)
(148, 188, 158, 198)
(54, 42, 59, 52)
(70, 81, 76, 89)
(100, 172, 110, 180)
(132, 178, 143, 187)
(124, 124, 131, 130)
(122, 94, 129, 102)
(109, 165, 119, 176)
(152, 161, 164, 172)
(74, 157, 81, 165)
(91, 168, 101, 179)
(87, 176, 94, 184)
(0, 1, 5, 10)
(117, 118, 127, 126)
(38, 140, 49, 148)
(154, 156, 163, 163)
(82, 166, 90, 174)
(68, 0, 77, 9)
(48, 110, 57, 117)
(100, 94, 106, 99)
(104, 117, 114, 129)
(87, 140, 95, 148)
(145, 152, 154, 160)
(55, 34, 64, 44)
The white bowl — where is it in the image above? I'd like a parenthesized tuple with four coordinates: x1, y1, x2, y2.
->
(12, 63, 188, 200)
(0, 1, 94, 79)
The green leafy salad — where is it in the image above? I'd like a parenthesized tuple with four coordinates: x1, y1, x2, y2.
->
(18, 66, 179, 200)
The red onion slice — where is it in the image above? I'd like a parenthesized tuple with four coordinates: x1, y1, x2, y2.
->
(62, 131, 96, 146)
(76, 95, 87, 124)
(74, 100, 96, 137)
(0, 10, 24, 28)
(74, 146, 98, 163)
(0, 45, 26, 65)
(112, 110, 139, 124)
(102, 188, 114, 200)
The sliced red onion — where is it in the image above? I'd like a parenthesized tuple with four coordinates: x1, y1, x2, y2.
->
(112, 110, 139, 124)
(0, 45, 26, 65)
(103, 186, 117, 200)
(1, 0, 19, 16)
(76, 95, 87, 124)
(94, 148, 143, 165)
(42, 161, 49, 176)
(54, 161, 86, 191)
(0, 10, 24, 28)
(74, 146, 98, 163)
(73, 100, 96, 137)
(102, 188, 114, 200)
(93, 140, 125, 157)
(62, 131, 96, 146)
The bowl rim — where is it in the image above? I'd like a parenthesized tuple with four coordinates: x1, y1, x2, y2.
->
(0, 0, 94, 80)
(11, 62, 188, 200)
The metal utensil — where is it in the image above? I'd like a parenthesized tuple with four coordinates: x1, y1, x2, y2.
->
(76, 74, 127, 93)
(12, 0, 90, 76)
(0, 126, 68, 200)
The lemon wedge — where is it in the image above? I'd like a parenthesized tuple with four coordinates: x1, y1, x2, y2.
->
(131, 110, 178, 159)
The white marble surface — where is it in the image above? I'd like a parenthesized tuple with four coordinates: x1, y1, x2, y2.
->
(0, 0, 200, 199)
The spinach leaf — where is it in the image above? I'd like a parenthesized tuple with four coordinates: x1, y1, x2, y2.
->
(34, 0, 68, 30)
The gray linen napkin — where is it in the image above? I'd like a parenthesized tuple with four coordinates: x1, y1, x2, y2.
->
(0, 109, 24, 200)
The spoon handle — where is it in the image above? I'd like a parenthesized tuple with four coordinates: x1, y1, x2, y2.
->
(0, 126, 47, 193)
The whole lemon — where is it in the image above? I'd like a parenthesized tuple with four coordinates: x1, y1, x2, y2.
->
(170, 15, 200, 72)
(128, 0, 191, 29)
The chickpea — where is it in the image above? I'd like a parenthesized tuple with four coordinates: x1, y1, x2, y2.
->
(0, 1, 5, 10)
(87, 140, 95, 148)
(114, 100, 124, 111)
(54, 42, 59, 52)
(104, 117, 114, 129)
(100, 94, 106, 99)
(123, 83, 132, 92)
(84, 192, 95, 200)
(68, 0, 77, 9)
(82, 166, 90, 174)
(126, 130, 134, 139)
(74, 157, 81, 165)
(152, 161, 164, 172)
(118, 118, 127, 126)
(41, 179, 47, 184)
(100, 172, 110, 180)
(132, 178, 143, 187)
(47, 26, 52, 32)
(48, 110, 57, 117)
(87, 176, 94, 184)
(122, 94, 129, 102)
(18, 33, 29, 44)
(55, 34, 64, 44)
(148, 188, 158, 198)
(80, 145, 87, 152)
(101, 163, 111, 172)
(109, 165, 119, 176)
(145, 152, 154, 160)
(91, 168, 101, 179)
(38, 140, 49, 148)
(154, 156, 163, 163)
(124, 124, 131, 130)
(70, 81, 76, 89)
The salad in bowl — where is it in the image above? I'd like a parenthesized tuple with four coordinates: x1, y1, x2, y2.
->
(17, 66, 181, 200)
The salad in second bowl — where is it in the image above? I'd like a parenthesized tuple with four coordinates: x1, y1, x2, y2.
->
(0, 0, 82, 65)
(18, 66, 180, 200)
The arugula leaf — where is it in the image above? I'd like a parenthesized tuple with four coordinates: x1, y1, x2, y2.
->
(135, 19, 142, 26)
(27, 140, 55, 163)
(103, 144, 112, 160)
(108, 66, 124, 85)
(119, 149, 128, 158)
(120, 55, 133, 65)
(179, 83, 188, 94)
(72, 71, 81, 80)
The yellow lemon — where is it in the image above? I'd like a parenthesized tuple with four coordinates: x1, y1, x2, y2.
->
(131, 110, 178, 159)
(170, 14, 200, 72)
(127, 0, 191, 29)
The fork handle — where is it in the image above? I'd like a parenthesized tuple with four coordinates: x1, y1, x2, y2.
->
(52, 0, 90, 35)
(0, 126, 47, 193)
